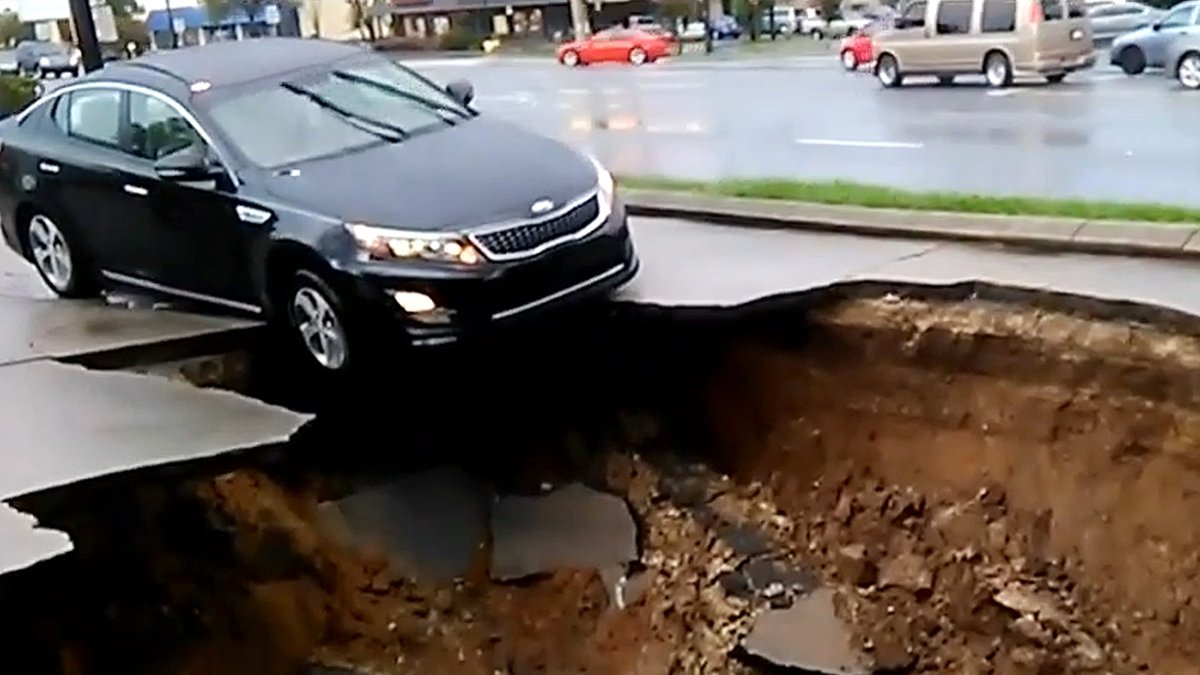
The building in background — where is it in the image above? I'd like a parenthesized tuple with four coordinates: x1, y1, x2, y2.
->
(143, 2, 301, 49)
(379, 0, 649, 40)
(298, 0, 360, 39)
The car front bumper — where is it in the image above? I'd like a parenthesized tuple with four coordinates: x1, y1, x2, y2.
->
(341, 197, 639, 347)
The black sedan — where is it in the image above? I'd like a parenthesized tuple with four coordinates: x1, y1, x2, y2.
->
(0, 38, 639, 373)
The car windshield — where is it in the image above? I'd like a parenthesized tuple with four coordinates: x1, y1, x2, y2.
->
(204, 60, 472, 169)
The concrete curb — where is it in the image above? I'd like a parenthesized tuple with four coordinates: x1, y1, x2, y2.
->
(622, 189, 1200, 259)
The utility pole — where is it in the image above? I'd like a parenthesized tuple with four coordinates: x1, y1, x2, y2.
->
(568, 0, 590, 40)
(702, 0, 713, 53)
(165, 0, 179, 48)
(67, 0, 103, 73)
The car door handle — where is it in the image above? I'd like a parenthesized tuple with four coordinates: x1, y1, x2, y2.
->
(37, 161, 60, 174)
(123, 184, 148, 197)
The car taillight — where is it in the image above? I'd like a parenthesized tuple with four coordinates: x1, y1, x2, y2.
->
(1030, 2, 1043, 22)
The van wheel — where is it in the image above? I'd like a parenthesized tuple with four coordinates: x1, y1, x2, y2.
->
(876, 53, 903, 87)
(1177, 51, 1200, 90)
(1119, 46, 1146, 75)
(983, 51, 1013, 88)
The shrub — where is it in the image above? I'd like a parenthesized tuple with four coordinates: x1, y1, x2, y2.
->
(0, 75, 40, 119)
(438, 27, 482, 51)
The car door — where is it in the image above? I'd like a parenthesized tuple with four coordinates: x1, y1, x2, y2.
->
(35, 87, 157, 280)
(117, 90, 260, 308)
(885, 0, 930, 68)
(1143, 2, 1197, 66)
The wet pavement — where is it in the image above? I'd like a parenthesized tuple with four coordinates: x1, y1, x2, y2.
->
(406, 54, 1195, 205)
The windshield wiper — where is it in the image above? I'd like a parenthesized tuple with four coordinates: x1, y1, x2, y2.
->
(331, 70, 471, 123)
(280, 81, 410, 141)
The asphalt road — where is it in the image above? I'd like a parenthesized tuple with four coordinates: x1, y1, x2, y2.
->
(405, 52, 1196, 205)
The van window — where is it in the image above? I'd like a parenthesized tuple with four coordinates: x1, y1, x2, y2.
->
(981, 0, 1017, 31)
(1039, 0, 1065, 20)
(901, 0, 927, 26)
(1067, 0, 1086, 17)
(935, 0, 972, 32)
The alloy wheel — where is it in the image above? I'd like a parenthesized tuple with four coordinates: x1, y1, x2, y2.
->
(28, 214, 74, 293)
(291, 286, 349, 371)
(877, 55, 899, 86)
(841, 50, 857, 70)
(985, 53, 1011, 88)
(1179, 53, 1200, 90)
(629, 47, 647, 65)
(562, 50, 579, 66)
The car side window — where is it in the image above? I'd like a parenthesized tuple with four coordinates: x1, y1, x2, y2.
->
(1039, 0, 1065, 20)
(902, 1, 927, 26)
(982, 0, 1017, 31)
(64, 89, 123, 149)
(127, 92, 204, 161)
(935, 0, 972, 33)
(1161, 4, 1193, 27)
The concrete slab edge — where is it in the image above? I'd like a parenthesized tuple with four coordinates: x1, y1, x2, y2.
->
(623, 189, 1200, 259)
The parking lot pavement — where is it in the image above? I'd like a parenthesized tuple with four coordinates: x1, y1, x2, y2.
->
(407, 55, 1197, 205)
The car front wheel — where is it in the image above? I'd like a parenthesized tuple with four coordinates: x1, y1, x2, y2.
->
(1177, 52, 1200, 90)
(876, 53, 902, 87)
(841, 49, 858, 70)
(288, 270, 355, 373)
(24, 212, 97, 298)
(629, 47, 647, 65)
(561, 49, 580, 66)
(1119, 46, 1146, 75)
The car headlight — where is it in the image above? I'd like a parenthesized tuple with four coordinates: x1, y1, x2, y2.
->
(343, 223, 482, 265)
(588, 155, 615, 206)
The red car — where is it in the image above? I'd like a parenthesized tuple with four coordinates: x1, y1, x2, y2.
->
(839, 31, 875, 71)
(558, 28, 674, 67)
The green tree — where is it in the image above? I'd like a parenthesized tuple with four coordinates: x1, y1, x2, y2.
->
(106, 0, 144, 18)
(0, 11, 23, 48)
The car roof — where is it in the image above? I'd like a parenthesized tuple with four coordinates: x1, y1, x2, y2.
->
(102, 38, 371, 90)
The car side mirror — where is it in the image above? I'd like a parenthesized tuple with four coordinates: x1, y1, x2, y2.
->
(154, 144, 222, 182)
(445, 79, 474, 107)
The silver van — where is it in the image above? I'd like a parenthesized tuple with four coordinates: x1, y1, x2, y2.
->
(873, 0, 1095, 87)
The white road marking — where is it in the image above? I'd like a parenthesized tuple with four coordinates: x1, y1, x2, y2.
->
(637, 82, 704, 91)
(401, 58, 487, 68)
(645, 122, 707, 134)
(476, 92, 534, 104)
(795, 138, 923, 149)
(986, 89, 1020, 97)
(558, 88, 590, 95)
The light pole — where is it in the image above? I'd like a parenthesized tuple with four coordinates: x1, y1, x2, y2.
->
(67, 0, 103, 72)
(165, 0, 180, 48)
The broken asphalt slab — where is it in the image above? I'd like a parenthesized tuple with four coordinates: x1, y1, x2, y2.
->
(318, 467, 491, 583)
(624, 189, 1200, 260)
(490, 482, 639, 581)
(742, 587, 874, 675)
(0, 360, 310, 575)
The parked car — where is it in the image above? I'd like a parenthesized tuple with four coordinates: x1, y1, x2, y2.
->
(1108, 0, 1199, 74)
(710, 15, 744, 39)
(15, 41, 79, 79)
(799, 7, 830, 37)
(826, 12, 877, 38)
(873, 0, 1094, 88)
(0, 38, 639, 374)
(558, 28, 673, 65)
(1087, 1, 1162, 45)
(1163, 27, 1200, 87)
(679, 20, 709, 41)
(839, 27, 876, 69)
(760, 6, 801, 34)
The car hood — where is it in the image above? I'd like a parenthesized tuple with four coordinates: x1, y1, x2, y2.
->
(261, 117, 599, 231)
(1112, 26, 1154, 47)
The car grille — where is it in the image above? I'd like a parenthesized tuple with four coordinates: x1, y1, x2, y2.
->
(472, 195, 601, 258)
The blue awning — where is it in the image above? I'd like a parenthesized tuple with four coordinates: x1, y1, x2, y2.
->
(145, 6, 209, 32)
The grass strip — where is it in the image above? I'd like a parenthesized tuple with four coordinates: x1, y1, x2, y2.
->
(620, 176, 1200, 225)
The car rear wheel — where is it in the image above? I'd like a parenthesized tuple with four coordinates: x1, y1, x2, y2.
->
(288, 270, 354, 373)
(24, 212, 97, 298)
(983, 51, 1013, 88)
(1178, 52, 1200, 90)
(1119, 46, 1146, 76)
(841, 49, 858, 70)
(629, 47, 647, 65)
(561, 49, 580, 66)
(811, 29, 825, 39)
(876, 53, 902, 87)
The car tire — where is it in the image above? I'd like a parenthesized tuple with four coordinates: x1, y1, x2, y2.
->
(1177, 51, 1200, 90)
(286, 269, 357, 374)
(983, 50, 1013, 88)
(841, 49, 858, 71)
(1045, 72, 1067, 84)
(22, 211, 98, 299)
(876, 53, 903, 88)
(1119, 46, 1146, 76)
(629, 47, 647, 65)
(811, 29, 825, 39)
(937, 74, 955, 85)
(561, 49, 580, 67)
